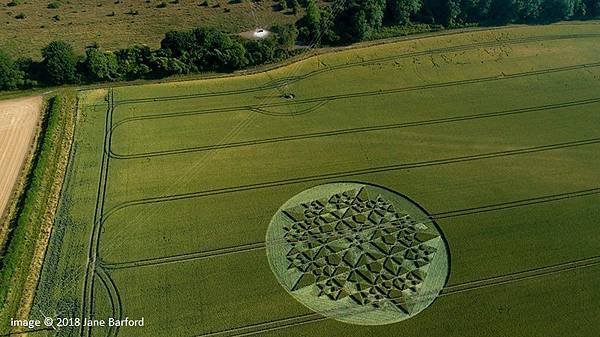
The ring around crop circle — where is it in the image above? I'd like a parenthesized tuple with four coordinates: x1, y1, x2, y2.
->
(266, 182, 449, 325)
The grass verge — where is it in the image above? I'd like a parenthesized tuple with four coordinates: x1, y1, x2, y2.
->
(0, 92, 76, 333)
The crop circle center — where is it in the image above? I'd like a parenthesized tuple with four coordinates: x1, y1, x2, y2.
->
(266, 182, 450, 325)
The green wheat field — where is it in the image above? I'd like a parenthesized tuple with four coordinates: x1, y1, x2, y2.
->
(32, 22, 600, 337)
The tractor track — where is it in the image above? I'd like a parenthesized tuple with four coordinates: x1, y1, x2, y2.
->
(193, 255, 600, 337)
(100, 187, 600, 270)
(109, 60, 600, 135)
(101, 136, 600, 225)
(80, 89, 114, 337)
(96, 266, 123, 337)
(112, 33, 600, 105)
(109, 96, 600, 160)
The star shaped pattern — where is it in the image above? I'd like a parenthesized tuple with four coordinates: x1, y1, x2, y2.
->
(281, 187, 440, 314)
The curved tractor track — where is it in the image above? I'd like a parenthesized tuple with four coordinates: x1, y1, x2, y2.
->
(80, 89, 115, 337)
(109, 97, 600, 160)
(112, 33, 600, 105)
(108, 59, 600, 160)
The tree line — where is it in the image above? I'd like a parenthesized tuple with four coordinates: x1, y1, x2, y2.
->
(1, 0, 598, 91)
(296, 0, 600, 43)
(0, 26, 296, 90)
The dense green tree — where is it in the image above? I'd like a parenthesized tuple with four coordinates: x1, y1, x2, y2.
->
(41, 40, 79, 85)
(149, 54, 190, 76)
(272, 24, 299, 47)
(297, 0, 322, 43)
(514, 0, 542, 21)
(160, 30, 196, 58)
(319, 6, 340, 44)
(386, 0, 423, 24)
(192, 28, 248, 70)
(244, 37, 278, 66)
(0, 51, 23, 90)
(277, 0, 287, 10)
(160, 27, 248, 71)
(488, 0, 517, 23)
(115, 45, 153, 80)
(454, 0, 491, 23)
(82, 48, 120, 82)
(584, 0, 600, 16)
(541, 0, 578, 20)
(421, 0, 460, 26)
(334, 0, 386, 42)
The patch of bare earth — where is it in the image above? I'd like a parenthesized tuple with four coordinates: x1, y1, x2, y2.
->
(0, 96, 42, 224)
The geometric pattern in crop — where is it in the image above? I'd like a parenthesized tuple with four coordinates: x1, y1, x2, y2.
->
(266, 183, 449, 325)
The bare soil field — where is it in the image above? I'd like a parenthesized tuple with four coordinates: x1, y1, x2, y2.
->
(0, 96, 42, 219)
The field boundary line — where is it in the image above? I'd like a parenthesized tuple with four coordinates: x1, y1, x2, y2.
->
(109, 97, 600, 160)
(101, 136, 600, 223)
(100, 187, 600, 269)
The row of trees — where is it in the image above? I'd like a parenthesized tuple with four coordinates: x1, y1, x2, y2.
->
(424, 0, 600, 26)
(1, 0, 598, 91)
(296, 0, 600, 44)
(0, 27, 295, 90)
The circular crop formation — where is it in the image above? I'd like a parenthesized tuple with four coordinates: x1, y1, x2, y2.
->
(266, 182, 449, 325)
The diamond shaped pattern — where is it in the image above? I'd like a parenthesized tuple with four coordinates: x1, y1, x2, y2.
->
(281, 187, 440, 314)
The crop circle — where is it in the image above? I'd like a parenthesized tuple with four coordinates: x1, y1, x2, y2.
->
(266, 182, 449, 325)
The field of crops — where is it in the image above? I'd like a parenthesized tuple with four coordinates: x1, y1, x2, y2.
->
(32, 22, 600, 337)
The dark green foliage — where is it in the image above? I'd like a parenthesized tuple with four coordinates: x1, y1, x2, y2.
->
(585, 0, 600, 16)
(149, 54, 190, 76)
(81, 48, 120, 82)
(296, 0, 339, 44)
(41, 41, 79, 85)
(272, 24, 299, 47)
(296, 0, 322, 42)
(0, 51, 24, 90)
(541, 0, 577, 20)
(386, 0, 423, 24)
(334, 0, 386, 42)
(513, 0, 542, 21)
(290, 0, 300, 14)
(115, 45, 153, 80)
(160, 27, 248, 71)
(244, 37, 278, 66)
(47, 1, 61, 9)
(488, 0, 518, 24)
(417, 0, 591, 26)
(160, 30, 196, 59)
(276, 0, 287, 10)
(1, 0, 598, 92)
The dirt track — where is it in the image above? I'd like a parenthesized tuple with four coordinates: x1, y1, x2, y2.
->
(0, 96, 42, 218)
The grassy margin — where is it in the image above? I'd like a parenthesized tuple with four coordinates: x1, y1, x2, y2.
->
(0, 91, 76, 333)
